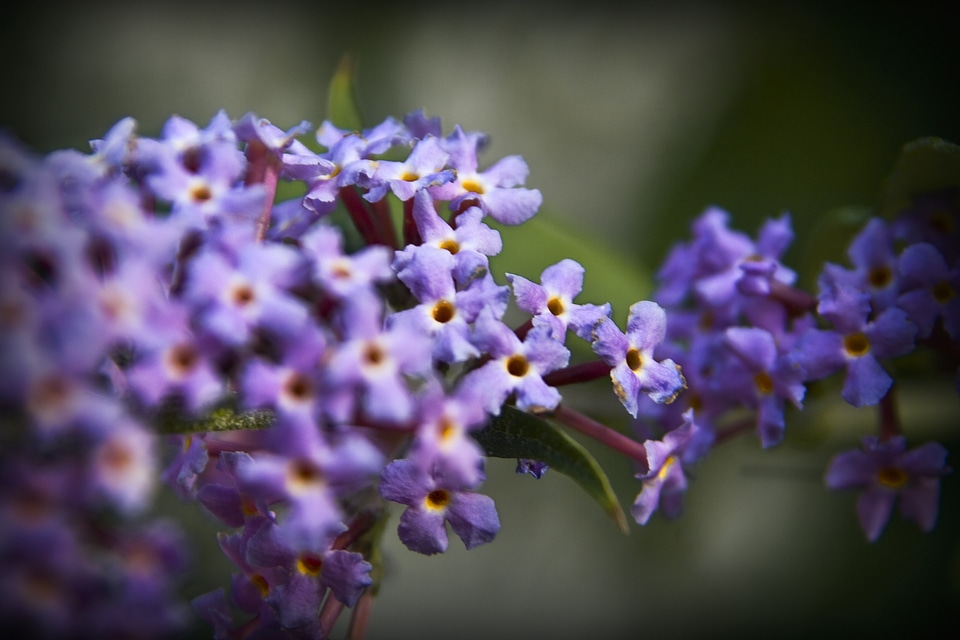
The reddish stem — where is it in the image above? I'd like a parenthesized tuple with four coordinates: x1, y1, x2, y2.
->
(551, 404, 648, 469)
(877, 383, 900, 443)
(332, 511, 377, 551)
(370, 197, 399, 250)
(543, 360, 613, 387)
(713, 416, 756, 446)
(244, 140, 282, 242)
(319, 591, 345, 637)
(514, 318, 533, 341)
(347, 590, 374, 640)
(402, 197, 421, 246)
(339, 186, 382, 246)
(769, 280, 817, 316)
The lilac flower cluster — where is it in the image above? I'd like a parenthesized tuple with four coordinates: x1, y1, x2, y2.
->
(0, 107, 685, 638)
(631, 200, 956, 538)
(1, 100, 955, 639)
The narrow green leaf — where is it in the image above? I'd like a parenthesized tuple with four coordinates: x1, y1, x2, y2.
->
(152, 398, 275, 435)
(473, 405, 629, 534)
(327, 53, 364, 132)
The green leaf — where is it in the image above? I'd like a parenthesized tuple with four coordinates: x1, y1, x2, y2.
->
(797, 204, 873, 289)
(473, 405, 629, 534)
(152, 397, 275, 435)
(487, 210, 651, 328)
(326, 53, 364, 132)
(879, 136, 960, 219)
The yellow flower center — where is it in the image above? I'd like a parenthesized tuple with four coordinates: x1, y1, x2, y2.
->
(754, 371, 775, 395)
(189, 183, 212, 203)
(461, 178, 485, 194)
(933, 280, 955, 304)
(877, 467, 908, 489)
(626, 348, 643, 372)
(251, 574, 270, 597)
(843, 332, 870, 357)
(506, 354, 529, 377)
(432, 300, 455, 324)
(657, 455, 677, 481)
(547, 297, 565, 316)
(297, 554, 324, 577)
(425, 489, 451, 510)
(438, 416, 457, 443)
(287, 458, 323, 494)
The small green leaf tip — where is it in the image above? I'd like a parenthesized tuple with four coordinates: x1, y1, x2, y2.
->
(327, 53, 364, 132)
(473, 405, 629, 534)
(880, 136, 960, 219)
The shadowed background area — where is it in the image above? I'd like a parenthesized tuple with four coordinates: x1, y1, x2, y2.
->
(2, 1, 958, 638)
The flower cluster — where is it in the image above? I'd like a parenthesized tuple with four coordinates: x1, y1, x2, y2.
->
(0, 108, 684, 638)
(629, 198, 956, 533)
(1, 100, 955, 640)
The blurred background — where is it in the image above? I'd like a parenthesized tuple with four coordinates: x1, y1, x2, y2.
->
(3, 1, 958, 638)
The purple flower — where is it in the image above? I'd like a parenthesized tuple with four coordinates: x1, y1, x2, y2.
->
(240, 323, 327, 426)
(160, 433, 210, 501)
(839, 218, 901, 312)
(244, 517, 372, 609)
(507, 258, 611, 342)
(301, 222, 394, 300)
(693, 209, 796, 308)
(403, 109, 443, 139)
(407, 382, 489, 487)
(302, 123, 397, 215)
(516, 459, 549, 479)
(87, 419, 158, 515)
(138, 112, 265, 232)
(364, 135, 454, 202)
(379, 458, 500, 555)
(126, 332, 225, 414)
(233, 112, 312, 155)
(794, 278, 916, 407)
(891, 187, 960, 264)
(316, 116, 409, 154)
(323, 297, 432, 424)
(393, 190, 502, 282)
(184, 242, 307, 346)
(589, 301, 685, 418)
(460, 308, 570, 415)
(390, 245, 482, 363)
(896, 242, 960, 339)
(825, 436, 950, 541)
(429, 126, 542, 225)
(228, 431, 375, 555)
(723, 326, 806, 448)
(631, 409, 700, 525)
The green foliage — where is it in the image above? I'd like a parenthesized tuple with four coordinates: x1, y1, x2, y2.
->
(879, 137, 960, 219)
(327, 53, 364, 132)
(153, 398, 274, 435)
(488, 210, 651, 328)
(473, 405, 629, 534)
